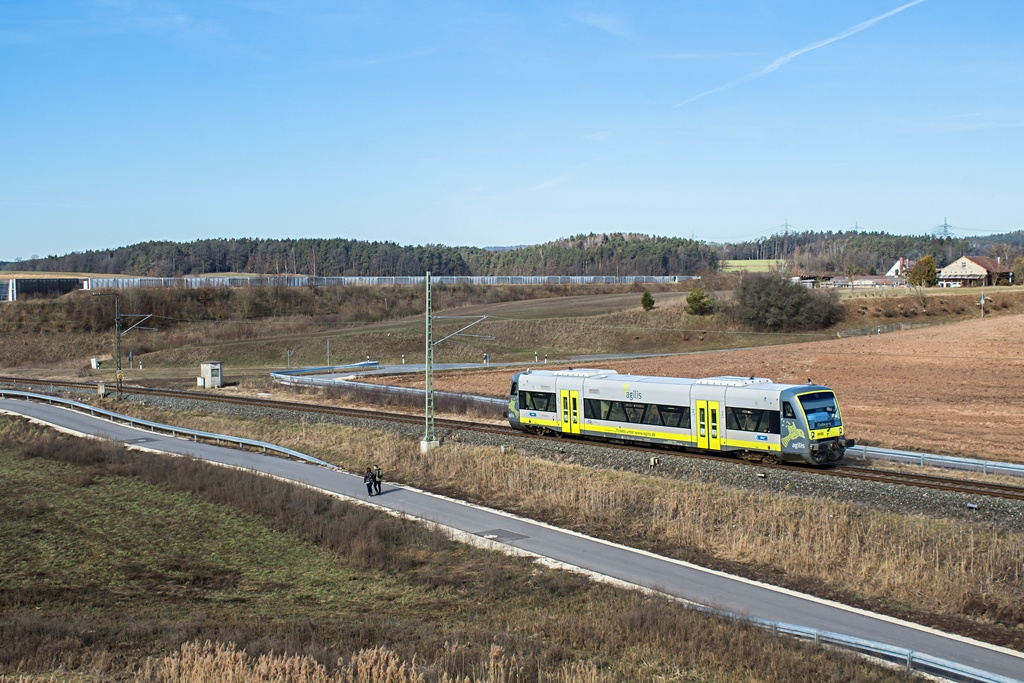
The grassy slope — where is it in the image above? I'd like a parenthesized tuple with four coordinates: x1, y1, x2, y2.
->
(0, 419, 909, 682)
(63, 400, 1024, 653)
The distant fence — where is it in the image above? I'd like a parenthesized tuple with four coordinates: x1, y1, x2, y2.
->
(0, 275, 700, 301)
(0, 277, 86, 302)
(85, 275, 698, 290)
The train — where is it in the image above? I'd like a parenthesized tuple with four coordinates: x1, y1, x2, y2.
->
(507, 368, 853, 465)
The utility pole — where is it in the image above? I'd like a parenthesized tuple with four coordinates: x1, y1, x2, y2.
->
(91, 293, 123, 399)
(422, 271, 439, 452)
(114, 295, 122, 399)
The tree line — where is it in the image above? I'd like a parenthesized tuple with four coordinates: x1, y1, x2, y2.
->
(6, 229, 1023, 278)
(3, 234, 718, 278)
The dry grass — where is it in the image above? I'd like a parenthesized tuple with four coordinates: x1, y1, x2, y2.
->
(97, 402, 1024, 648)
(137, 641, 602, 683)
(393, 441, 1024, 629)
(0, 420, 911, 682)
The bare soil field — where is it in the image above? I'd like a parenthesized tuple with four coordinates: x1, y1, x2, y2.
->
(390, 313, 1024, 463)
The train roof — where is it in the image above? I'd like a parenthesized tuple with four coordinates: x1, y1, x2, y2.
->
(516, 368, 831, 392)
(516, 368, 619, 379)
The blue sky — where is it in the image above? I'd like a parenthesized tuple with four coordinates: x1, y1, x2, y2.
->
(2, 1, 1022, 261)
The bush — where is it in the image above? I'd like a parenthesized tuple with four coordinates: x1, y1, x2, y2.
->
(734, 274, 844, 332)
(685, 285, 715, 315)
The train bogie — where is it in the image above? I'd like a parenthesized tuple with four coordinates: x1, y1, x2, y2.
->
(508, 369, 852, 466)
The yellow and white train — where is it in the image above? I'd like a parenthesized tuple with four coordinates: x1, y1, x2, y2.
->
(507, 368, 852, 465)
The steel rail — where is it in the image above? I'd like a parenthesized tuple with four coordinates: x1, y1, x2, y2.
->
(4, 376, 1024, 501)
(833, 464, 1024, 501)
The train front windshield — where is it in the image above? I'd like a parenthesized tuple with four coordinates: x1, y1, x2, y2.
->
(799, 392, 841, 429)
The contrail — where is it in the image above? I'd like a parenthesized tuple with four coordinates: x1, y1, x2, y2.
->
(674, 0, 926, 107)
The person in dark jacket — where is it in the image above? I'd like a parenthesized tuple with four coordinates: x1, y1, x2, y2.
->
(364, 467, 375, 496)
(373, 465, 383, 495)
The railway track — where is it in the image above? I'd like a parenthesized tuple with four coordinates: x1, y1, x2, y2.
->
(4, 375, 1024, 502)
(829, 464, 1024, 502)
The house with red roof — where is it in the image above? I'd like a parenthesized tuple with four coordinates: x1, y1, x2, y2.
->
(937, 256, 1011, 287)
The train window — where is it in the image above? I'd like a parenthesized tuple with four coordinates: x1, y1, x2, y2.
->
(725, 407, 780, 434)
(510, 381, 518, 396)
(783, 402, 795, 418)
(521, 391, 556, 412)
(606, 401, 629, 422)
(799, 392, 840, 429)
(659, 405, 690, 429)
(640, 404, 663, 426)
(585, 399, 610, 420)
(584, 398, 597, 419)
(623, 403, 645, 423)
(726, 407, 754, 431)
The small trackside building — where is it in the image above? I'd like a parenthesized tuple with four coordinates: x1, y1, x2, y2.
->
(199, 361, 224, 388)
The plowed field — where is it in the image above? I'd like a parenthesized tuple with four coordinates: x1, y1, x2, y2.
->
(401, 314, 1024, 463)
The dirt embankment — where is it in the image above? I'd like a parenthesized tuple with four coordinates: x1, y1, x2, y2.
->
(412, 314, 1024, 463)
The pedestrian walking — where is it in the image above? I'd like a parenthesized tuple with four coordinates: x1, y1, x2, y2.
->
(373, 464, 383, 495)
(363, 467, 374, 496)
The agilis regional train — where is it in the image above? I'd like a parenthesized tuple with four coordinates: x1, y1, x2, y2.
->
(507, 369, 853, 465)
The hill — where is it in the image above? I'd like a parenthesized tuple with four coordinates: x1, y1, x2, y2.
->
(3, 233, 718, 278)
(8, 229, 1023, 280)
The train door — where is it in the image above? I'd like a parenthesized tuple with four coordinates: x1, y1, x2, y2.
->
(695, 400, 721, 451)
(559, 389, 581, 434)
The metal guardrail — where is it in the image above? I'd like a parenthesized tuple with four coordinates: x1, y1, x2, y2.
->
(837, 321, 935, 338)
(847, 444, 1024, 479)
(270, 367, 509, 408)
(742, 617, 1020, 683)
(1, 389, 1020, 682)
(0, 389, 336, 469)
(272, 361, 380, 376)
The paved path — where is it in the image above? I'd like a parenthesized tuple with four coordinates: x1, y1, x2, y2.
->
(2, 398, 1022, 681)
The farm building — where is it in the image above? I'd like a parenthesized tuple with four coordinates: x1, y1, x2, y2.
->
(885, 257, 914, 280)
(937, 256, 1011, 287)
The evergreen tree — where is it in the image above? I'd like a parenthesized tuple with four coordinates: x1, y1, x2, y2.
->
(640, 290, 655, 311)
(686, 285, 715, 315)
(907, 255, 937, 287)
